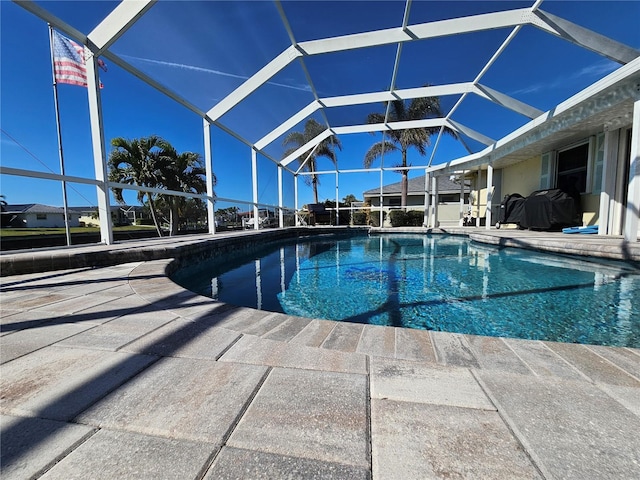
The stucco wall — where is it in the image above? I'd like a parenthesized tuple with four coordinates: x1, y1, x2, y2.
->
(436, 204, 465, 225)
(501, 156, 541, 198)
(581, 194, 599, 226)
(469, 170, 495, 220)
(79, 215, 100, 227)
(24, 213, 80, 228)
(365, 195, 463, 224)
(470, 154, 600, 227)
(468, 157, 542, 222)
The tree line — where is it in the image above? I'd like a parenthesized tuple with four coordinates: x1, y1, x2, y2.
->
(106, 87, 451, 235)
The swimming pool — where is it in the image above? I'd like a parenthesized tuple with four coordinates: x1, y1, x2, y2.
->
(172, 233, 640, 347)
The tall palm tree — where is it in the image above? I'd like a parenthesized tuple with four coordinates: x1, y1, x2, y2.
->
(157, 143, 210, 236)
(364, 94, 455, 207)
(282, 118, 342, 204)
(107, 136, 166, 236)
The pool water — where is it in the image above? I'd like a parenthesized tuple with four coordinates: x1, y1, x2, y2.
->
(172, 234, 640, 347)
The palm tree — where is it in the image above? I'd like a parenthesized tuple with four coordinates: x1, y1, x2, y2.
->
(1, 194, 9, 228)
(157, 143, 210, 236)
(107, 136, 166, 236)
(282, 118, 342, 204)
(364, 93, 455, 207)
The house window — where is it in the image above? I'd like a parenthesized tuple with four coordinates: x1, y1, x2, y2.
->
(556, 141, 590, 194)
(388, 198, 401, 207)
(439, 193, 459, 203)
(36, 213, 47, 220)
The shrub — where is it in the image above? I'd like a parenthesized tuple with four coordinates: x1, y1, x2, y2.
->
(352, 212, 367, 225)
(369, 211, 386, 227)
(135, 218, 154, 226)
(406, 210, 425, 226)
(389, 209, 408, 227)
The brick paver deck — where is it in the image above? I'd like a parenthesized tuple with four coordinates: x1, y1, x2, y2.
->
(1, 228, 639, 479)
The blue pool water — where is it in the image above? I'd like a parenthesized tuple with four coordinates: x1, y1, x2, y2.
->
(172, 234, 640, 347)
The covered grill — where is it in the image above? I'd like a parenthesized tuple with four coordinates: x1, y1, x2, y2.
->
(521, 189, 582, 231)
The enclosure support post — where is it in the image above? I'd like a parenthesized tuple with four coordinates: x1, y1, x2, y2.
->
(379, 166, 384, 227)
(335, 170, 339, 226)
(459, 171, 465, 225)
(294, 174, 299, 225)
(624, 99, 640, 242)
(431, 175, 438, 228)
(598, 129, 619, 235)
(204, 120, 216, 234)
(486, 164, 493, 229)
(86, 52, 113, 245)
(423, 170, 430, 227)
(278, 165, 284, 228)
(476, 167, 482, 221)
(251, 148, 259, 230)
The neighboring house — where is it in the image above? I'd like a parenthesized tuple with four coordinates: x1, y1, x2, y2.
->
(363, 175, 470, 226)
(71, 205, 147, 227)
(1, 204, 81, 228)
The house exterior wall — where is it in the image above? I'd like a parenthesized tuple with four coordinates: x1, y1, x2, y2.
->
(24, 213, 80, 228)
(437, 203, 465, 225)
(468, 159, 542, 223)
(499, 149, 602, 227)
(367, 195, 427, 208)
(470, 139, 616, 228)
(502, 156, 541, 198)
(79, 215, 100, 227)
(470, 170, 498, 221)
(366, 193, 463, 225)
(581, 194, 600, 226)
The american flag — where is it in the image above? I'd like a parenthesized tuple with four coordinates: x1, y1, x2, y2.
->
(52, 30, 106, 87)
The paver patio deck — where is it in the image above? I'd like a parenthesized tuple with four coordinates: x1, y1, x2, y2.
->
(1, 228, 639, 479)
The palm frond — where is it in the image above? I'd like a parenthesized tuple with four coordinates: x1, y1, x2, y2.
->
(389, 99, 406, 122)
(282, 131, 306, 149)
(363, 141, 398, 168)
(366, 112, 386, 125)
(407, 95, 443, 120)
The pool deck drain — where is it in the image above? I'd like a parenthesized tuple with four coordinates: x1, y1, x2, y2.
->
(1, 228, 639, 479)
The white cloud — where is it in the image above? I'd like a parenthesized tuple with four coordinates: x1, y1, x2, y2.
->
(576, 61, 618, 78)
(510, 60, 619, 96)
(120, 55, 311, 93)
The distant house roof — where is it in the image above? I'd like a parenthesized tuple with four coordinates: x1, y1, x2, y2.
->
(363, 174, 469, 197)
(3, 203, 72, 214)
(69, 205, 144, 214)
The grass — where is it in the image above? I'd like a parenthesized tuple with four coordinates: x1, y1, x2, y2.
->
(0, 226, 157, 237)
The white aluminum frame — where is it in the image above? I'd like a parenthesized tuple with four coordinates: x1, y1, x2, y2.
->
(9, 0, 640, 245)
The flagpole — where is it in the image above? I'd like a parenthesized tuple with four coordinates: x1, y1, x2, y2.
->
(48, 24, 72, 246)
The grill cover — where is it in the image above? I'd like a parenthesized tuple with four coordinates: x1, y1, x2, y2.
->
(522, 189, 582, 230)
(498, 193, 525, 225)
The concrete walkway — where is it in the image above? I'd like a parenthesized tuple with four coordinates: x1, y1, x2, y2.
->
(1, 229, 639, 479)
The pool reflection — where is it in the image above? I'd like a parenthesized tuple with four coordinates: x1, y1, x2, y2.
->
(172, 234, 640, 347)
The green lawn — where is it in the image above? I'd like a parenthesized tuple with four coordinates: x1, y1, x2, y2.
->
(0, 226, 156, 237)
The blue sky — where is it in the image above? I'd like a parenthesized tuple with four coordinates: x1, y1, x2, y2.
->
(1, 1, 639, 211)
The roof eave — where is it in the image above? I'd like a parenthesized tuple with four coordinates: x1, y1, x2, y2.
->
(429, 57, 640, 176)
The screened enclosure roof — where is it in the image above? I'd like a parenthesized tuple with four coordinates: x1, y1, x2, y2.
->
(17, 0, 640, 180)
